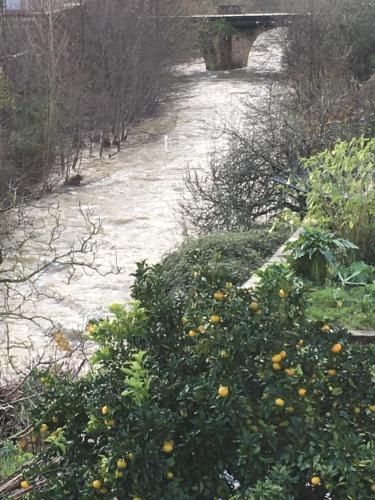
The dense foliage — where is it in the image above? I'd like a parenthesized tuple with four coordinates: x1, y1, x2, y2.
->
(305, 137, 375, 264)
(285, 226, 357, 284)
(159, 227, 290, 298)
(307, 282, 375, 331)
(283, 224, 375, 331)
(0, 442, 32, 481)
(18, 261, 375, 499)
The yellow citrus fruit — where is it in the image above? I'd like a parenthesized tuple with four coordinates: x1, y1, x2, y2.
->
(279, 351, 287, 360)
(92, 480, 102, 489)
(209, 315, 221, 325)
(249, 301, 259, 312)
(321, 323, 331, 333)
(166, 471, 174, 480)
(213, 291, 224, 300)
(272, 354, 282, 363)
(353, 407, 361, 414)
(219, 350, 229, 359)
(51, 416, 58, 424)
(197, 325, 206, 334)
(286, 406, 294, 413)
(117, 459, 127, 469)
(331, 343, 343, 353)
(101, 405, 109, 415)
(285, 368, 295, 376)
(272, 363, 281, 371)
(162, 440, 174, 453)
(278, 289, 286, 298)
(127, 452, 134, 460)
(371, 483, 375, 492)
(218, 386, 229, 397)
(327, 369, 337, 376)
(20, 480, 30, 489)
(86, 324, 95, 334)
(275, 398, 285, 407)
(369, 405, 375, 412)
(188, 330, 197, 337)
(298, 388, 307, 397)
(40, 424, 48, 433)
(311, 476, 321, 486)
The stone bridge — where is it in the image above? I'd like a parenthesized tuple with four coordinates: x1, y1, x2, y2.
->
(2, 8, 299, 71)
(191, 13, 299, 70)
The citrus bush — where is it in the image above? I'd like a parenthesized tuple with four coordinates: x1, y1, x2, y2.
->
(23, 263, 375, 499)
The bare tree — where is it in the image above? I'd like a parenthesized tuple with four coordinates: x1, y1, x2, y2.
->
(0, 194, 121, 453)
(179, 85, 308, 234)
(0, 197, 120, 364)
(0, 0, 195, 195)
(180, 0, 375, 234)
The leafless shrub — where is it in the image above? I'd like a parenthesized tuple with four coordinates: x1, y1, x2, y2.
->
(0, 0, 196, 196)
(0, 194, 119, 443)
(180, 0, 375, 234)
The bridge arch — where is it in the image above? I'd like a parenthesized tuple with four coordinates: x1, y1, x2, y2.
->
(231, 30, 263, 68)
(195, 13, 295, 71)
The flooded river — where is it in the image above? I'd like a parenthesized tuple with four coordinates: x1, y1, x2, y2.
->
(1, 30, 284, 371)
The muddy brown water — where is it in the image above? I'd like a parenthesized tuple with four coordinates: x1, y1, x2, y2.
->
(0, 30, 285, 371)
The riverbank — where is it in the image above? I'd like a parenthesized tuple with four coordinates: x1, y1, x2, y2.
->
(0, 30, 286, 374)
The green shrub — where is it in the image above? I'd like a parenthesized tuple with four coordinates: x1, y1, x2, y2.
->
(20, 262, 375, 499)
(0, 441, 32, 480)
(305, 136, 375, 263)
(306, 282, 375, 330)
(285, 226, 357, 283)
(335, 260, 375, 286)
(159, 227, 290, 298)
